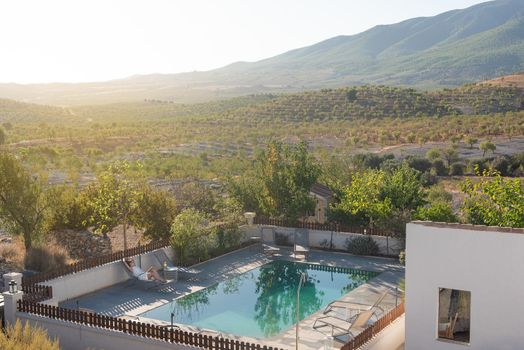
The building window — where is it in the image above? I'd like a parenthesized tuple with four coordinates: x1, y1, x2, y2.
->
(438, 288, 470, 344)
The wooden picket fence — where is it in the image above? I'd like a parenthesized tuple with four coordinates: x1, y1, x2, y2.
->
(22, 239, 170, 287)
(18, 300, 284, 350)
(22, 284, 53, 303)
(340, 302, 405, 350)
(253, 216, 393, 237)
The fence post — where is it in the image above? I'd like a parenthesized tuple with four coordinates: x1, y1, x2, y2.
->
(2, 288, 23, 328)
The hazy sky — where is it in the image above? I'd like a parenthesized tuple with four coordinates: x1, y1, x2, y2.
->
(0, 0, 489, 84)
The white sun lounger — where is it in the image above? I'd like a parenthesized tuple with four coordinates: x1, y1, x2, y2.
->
(324, 290, 388, 316)
(262, 243, 280, 256)
(313, 309, 374, 337)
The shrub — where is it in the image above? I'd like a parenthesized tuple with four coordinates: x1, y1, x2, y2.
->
(406, 156, 432, 173)
(345, 235, 379, 256)
(420, 171, 437, 186)
(24, 245, 71, 272)
(0, 243, 20, 262)
(380, 158, 401, 173)
(0, 320, 60, 350)
(427, 185, 452, 203)
(431, 159, 448, 176)
(214, 224, 243, 252)
(48, 186, 90, 230)
(426, 148, 441, 161)
(399, 251, 406, 266)
(469, 158, 488, 174)
(413, 203, 458, 223)
(170, 208, 215, 265)
(491, 157, 511, 176)
(449, 162, 465, 176)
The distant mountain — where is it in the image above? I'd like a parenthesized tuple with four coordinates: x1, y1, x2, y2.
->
(0, 0, 523, 105)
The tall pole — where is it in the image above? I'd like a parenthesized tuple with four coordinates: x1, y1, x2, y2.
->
(296, 272, 306, 350)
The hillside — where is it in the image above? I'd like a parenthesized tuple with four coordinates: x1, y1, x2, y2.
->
(0, 98, 73, 123)
(228, 84, 524, 121)
(0, 0, 523, 105)
(479, 72, 524, 88)
(1, 78, 523, 125)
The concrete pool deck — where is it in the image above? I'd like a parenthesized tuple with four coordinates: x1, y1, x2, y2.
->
(60, 245, 404, 349)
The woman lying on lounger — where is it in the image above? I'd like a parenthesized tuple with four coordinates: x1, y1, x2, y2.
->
(122, 258, 166, 283)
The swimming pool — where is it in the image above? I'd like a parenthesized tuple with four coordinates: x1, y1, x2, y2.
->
(139, 261, 378, 338)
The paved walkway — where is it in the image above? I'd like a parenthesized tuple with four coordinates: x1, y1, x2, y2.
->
(60, 245, 404, 350)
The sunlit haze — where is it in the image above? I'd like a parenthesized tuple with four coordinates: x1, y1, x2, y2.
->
(1, 0, 488, 84)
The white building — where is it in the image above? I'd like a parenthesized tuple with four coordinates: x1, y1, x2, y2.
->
(405, 221, 524, 350)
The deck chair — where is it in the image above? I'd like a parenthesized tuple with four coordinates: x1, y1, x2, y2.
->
(125, 269, 164, 290)
(123, 259, 174, 290)
(293, 229, 310, 259)
(313, 309, 374, 338)
(261, 227, 280, 256)
(439, 313, 459, 339)
(153, 250, 179, 281)
(153, 249, 200, 281)
(324, 290, 388, 316)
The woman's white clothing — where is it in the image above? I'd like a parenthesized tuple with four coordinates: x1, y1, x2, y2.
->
(132, 265, 148, 281)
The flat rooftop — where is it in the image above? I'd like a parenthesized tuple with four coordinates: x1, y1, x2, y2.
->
(60, 246, 404, 350)
(411, 221, 524, 235)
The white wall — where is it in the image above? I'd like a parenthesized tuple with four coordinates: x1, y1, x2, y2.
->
(241, 225, 402, 256)
(405, 223, 524, 350)
(16, 313, 194, 350)
(42, 247, 174, 305)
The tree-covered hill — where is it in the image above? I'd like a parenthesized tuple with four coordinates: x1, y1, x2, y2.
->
(2, 79, 523, 124)
(230, 84, 524, 122)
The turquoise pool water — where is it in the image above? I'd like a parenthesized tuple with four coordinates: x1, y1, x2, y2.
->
(139, 261, 378, 338)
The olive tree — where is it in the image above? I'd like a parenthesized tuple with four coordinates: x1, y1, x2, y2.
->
(85, 161, 142, 250)
(0, 153, 51, 250)
(479, 141, 496, 157)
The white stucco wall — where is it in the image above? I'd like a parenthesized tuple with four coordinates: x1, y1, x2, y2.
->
(42, 247, 174, 305)
(16, 313, 195, 350)
(242, 225, 402, 256)
(405, 222, 524, 350)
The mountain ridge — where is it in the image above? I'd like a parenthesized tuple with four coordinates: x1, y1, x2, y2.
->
(1, 0, 523, 105)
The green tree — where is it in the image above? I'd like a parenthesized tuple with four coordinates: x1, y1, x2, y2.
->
(0, 153, 51, 250)
(465, 137, 478, 149)
(213, 196, 244, 251)
(176, 182, 216, 214)
(413, 203, 458, 223)
(461, 171, 524, 227)
(440, 147, 459, 167)
(381, 163, 425, 211)
(333, 170, 392, 226)
(170, 208, 214, 265)
(426, 148, 441, 161)
(133, 185, 177, 241)
(48, 185, 91, 230)
(85, 161, 142, 249)
(479, 141, 496, 157)
(254, 140, 320, 220)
